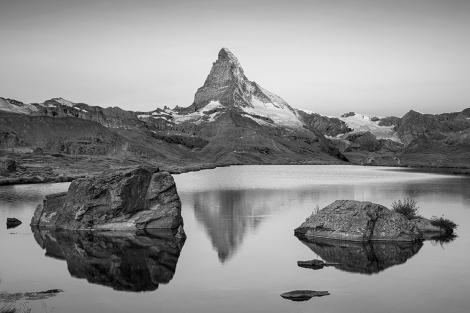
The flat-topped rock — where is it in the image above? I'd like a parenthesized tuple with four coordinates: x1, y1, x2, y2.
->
(281, 290, 330, 301)
(295, 200, 422, 242)
(31, 166, 183, 230)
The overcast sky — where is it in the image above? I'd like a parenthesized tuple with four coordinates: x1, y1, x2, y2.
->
(1, 0, 469, 116)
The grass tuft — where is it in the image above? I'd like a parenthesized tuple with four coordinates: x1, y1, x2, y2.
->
(391, 198, 419, 219)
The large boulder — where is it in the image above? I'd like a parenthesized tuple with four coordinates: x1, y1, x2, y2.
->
(295, 200, 422, 242)
(31, 167, 183, 230)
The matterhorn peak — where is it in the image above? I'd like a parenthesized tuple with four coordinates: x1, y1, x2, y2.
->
(190, 48, 249, 111)
(186, 48, 302, 128)
(217, 47, 240, 65)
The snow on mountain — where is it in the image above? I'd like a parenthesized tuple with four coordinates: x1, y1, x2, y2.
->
(242, 93, 303, 128)
(0, 97, 38, 114)
(339, 113, 401, 142)
(140, 100, 224, 124)
(52, 98, 75, 107)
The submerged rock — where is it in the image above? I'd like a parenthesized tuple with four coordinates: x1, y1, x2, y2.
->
(6, 217, 22, 229)
(0, 288, 62, 302)
(31, 166, 183, 230)
(295, 200, 422, 242)
(280, 290, 330, 301)
(297, 259, 338, 270)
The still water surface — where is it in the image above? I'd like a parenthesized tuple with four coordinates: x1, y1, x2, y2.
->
(1, 165, 469, 313)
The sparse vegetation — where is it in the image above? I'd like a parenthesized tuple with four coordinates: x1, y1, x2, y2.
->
(314, 205, 320, 214)
(391, 198, 419, 219)
(430, 234, 457, 248)
(431, 216, 457, 235)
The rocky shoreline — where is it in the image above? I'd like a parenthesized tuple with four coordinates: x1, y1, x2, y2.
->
(1, 152, 469, 187)
(0, 152, 347, 186)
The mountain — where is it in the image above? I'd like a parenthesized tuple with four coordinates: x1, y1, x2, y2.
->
(144, 47, 346, 164)
(1, 47, 470, 182)
(394, 109, 470, 168)
(327, 109, 470, 167)
(0, 48, 348, 183)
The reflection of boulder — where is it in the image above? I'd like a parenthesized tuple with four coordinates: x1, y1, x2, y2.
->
(32, 227, 185, 291)
(299, 237, 422, 274)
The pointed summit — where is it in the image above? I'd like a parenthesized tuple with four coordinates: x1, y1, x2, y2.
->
(187, 48, 302, 128)
(217, 47, 240, 65)
(191, 47, 250, 111)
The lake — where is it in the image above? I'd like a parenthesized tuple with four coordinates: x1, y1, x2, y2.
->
(1, 165, 469, 313)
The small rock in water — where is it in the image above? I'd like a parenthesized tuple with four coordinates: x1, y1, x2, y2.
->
(281, 290, 330, 301)
(6, 217, 22, 229)
(297, 259, 326, 269)
(297, 259, 339, 269)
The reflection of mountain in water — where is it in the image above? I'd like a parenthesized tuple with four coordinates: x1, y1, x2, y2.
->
(299, 238, 423, 274)
(192, 190, 266, 263)
(32, 228, 185, 291)
(192, 189, 305, 263)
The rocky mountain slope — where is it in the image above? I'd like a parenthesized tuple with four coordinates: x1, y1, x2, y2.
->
(1, 48, 470, 180)
(0, 48, 348, 183)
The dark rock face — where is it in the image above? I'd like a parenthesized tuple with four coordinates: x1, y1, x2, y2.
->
(395, 109, 470, 146)
(299, 237, 422, 274)
(298, 110, 352, 137)
(190, 48, 254, 111)
(32, 227, 185, 291)
(29, 98, 147, 130)
(0, 111, 125, 155)
(6, 217, 22, 229)
(344, 131, 381, 152)
(394, 109, 470, 168)
(295, 200, 422, 242)
(378, 116, 401, 127)
(280, 290, 330, 301)
(0, 158, 17, 172)
(31, 167, 183, 230)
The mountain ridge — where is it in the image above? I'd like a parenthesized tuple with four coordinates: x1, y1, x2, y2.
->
(1, 47, 470, 183)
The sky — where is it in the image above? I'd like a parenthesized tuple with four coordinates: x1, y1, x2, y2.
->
(1, 0, 469, 116)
